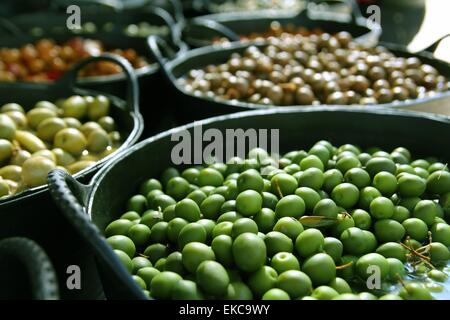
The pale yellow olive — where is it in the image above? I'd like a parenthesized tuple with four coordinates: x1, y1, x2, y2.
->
(10, 149, 31, 166)
(0, 178, 10, 197)
(32, 150, 57, 163)
(80, 121, 103, 137)
(63, 117, 82, 129)
(62, 95, 87, 119)
(52, 148, 76, 166)
(15, 130, 46, 153)
(87, 95, 110, 120)
(0, 165, 22, 182)
(55, 166, 69, 173)
(87, 129, 110, 153)
(37, 117, 67, 142)
(79, 152, 99, 162)
(67, 160, 96, 174)
(0, 139, 13, 163)
(98, 116, 115, 132)
(100, 146, 117, 158)
(26, 108, 57, 129)
(4, 111, 27, 128)
(34, 101, 59, 113)
(21, 156, 56, 188)
(1, 103, 24, 113)
(109, 131, 121, 144)
(0, 114, 17, 140)
(53, 128, 87, 156)
(4, 179, 18, 194)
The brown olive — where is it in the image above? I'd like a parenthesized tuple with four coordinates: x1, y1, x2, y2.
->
(345, 91, 361, 104)
(267, 85, 283, 105)
(405, 69, 424, 83)
(375, 88, 393, 104)
(269, 71, 286, 83)
(335, 32, 352, 47)
(326, 92, 348, 105)
(392, 86, 409, 100)
(406, 57, 421, 68)
(295, 87, 315, 105)
(421, 64, 438, 76)
(423, 74, 437, 89)
(368, 66, 386, 81)
(351, 75, 370, 93)
(360, 97, 377, 105)
(323, 81, 341, 96)
(373, 79, 390, 91)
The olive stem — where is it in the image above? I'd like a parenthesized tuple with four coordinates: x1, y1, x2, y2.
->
(335, 261, 353, 270)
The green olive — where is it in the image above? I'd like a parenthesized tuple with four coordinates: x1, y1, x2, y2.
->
(26, 108, 57, 129)
(80, 121, 103, 137)
(63, 117, 82, 129)
(4, 111, 27, 128)
(87, 95, 110, 120)
(67, 160, 96, 174)
(54, 128, 87, 156)
(32, 150, 57, 163)
(37, 117, 67, 142)
(1, 103, 24, 113)
(98, 116, 115, 132)
(21, 156, 56, 187)
(62, 95, 88, 119)
(87, 129, 110, 153)
(10, 149, 30, 166)
(0, 139, 13, 164)
(0, 165, 22, 182)
(0, 114, 17, 140)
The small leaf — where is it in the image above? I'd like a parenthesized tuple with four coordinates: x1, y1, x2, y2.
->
(299, 215, 337, 228)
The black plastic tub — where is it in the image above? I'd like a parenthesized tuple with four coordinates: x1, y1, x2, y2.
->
(147, 35, 450, 124)
(0, 54, 143, 299)
(183, 0, 381, 48)
(49, 106, 450, 299)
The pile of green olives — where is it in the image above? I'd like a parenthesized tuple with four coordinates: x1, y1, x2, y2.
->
(0, 95, 122, 198)
(105, 141, 450, 300)
(180, 32, 448, 106)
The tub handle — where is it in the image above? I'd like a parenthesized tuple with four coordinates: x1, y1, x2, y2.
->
(185, 18, 240, 43)
(57, 53, 139, 115)
(143, 6, 187, 55)
(151, 0, 185, 25)
(423, 34, 450, 55)
(147, 35, 179, 80)
(47, 169, 148, 300)
(0, 237, 60, 300)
